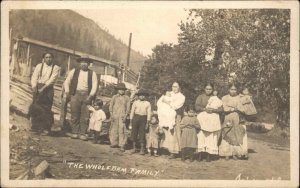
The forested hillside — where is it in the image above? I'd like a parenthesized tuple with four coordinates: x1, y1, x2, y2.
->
(9, 10, 146, 73)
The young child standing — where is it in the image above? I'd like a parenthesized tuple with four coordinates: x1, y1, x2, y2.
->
(238, 87, 257, 116)
(129, 89, 151, 155)
(87, 99, 107, 144)
(146, 114, 161, 157)
(180, 105, 200, 162)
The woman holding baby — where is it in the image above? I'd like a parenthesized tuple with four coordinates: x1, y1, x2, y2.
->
(157, 82, 185, 159)
(195, 83, 223, 162)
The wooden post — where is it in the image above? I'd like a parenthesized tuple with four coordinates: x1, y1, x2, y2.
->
(135, 72, 141, 88)
(11, 41, 19, 78)
(24, 44, 31, 77)
(104, 65, 108, 87)
(9, 28, 12, 53)
(67, 55, 71, 74)
(27, 57, 32, 77)
(126, 33, 132, 67)
(122, 67, 125, 82)
(26, 44, 30, 65)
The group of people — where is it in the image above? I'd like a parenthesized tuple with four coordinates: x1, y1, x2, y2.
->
(30, 52, 257, 163)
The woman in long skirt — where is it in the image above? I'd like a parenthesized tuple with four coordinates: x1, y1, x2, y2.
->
(195, 83, 223, 162)
(219, 83, 248, 160)
(158, 82, 185, 159)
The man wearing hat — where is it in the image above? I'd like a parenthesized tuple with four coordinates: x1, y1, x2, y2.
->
(129, 89, 151, 155)
(109, 82, 131, 151)
(63, 55, 98, 141)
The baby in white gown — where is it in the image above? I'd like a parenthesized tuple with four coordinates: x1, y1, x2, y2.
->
(157, 91, 176, 129)
(197, 91, 223, 132)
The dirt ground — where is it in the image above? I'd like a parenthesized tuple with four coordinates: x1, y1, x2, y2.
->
(9, 113, 290, 180)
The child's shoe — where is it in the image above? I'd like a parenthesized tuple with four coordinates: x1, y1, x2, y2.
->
(169, 153, 176, 159)
(242, 154, 249, 160)
(120, 146, 125, 152)
(153, 150, 159, 157)
(147, 148, 152, 156)
(93, 131, 100, 144)
(131, 142, 137, 154)
(140, 144, 145, 155)
(197, 153, 202, 162)
(205, 153, 211, 162)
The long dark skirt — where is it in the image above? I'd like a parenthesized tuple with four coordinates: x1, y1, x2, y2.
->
(29, 86, 54, 131)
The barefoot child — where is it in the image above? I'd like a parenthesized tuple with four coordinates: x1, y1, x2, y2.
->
(146, 114, 161, 157)
(129, 89, 151, 155)
(180, 105, 200, 162)
(87, 99, 106, 144)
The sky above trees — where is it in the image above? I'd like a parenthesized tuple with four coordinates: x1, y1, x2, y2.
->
(75, 9, 188, 56)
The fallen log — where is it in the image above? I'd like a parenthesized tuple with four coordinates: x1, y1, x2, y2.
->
(15, 170, 30, 180)
(47, 159, 82, 163)
(33, 160, 49, 176)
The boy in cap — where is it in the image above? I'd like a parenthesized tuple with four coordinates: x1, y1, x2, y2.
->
(109, 83, 131, 151)
(63, 55, 98, 141)
(129, 89, 151, 155)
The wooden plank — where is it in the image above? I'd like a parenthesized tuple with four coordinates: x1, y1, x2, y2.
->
(12, 37, 139, 84)
(67, 55, 71, 73)
(13, 37, 119, 67)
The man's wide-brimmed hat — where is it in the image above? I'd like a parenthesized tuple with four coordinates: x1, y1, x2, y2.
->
(76, 55, 93, 63)
(136, 88, 149, 96)
(115, 83, 127, 90)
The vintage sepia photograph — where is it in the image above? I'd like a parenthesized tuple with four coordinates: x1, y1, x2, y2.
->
(1, 1, 299, 187)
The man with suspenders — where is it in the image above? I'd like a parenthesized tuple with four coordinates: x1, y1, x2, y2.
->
(63, 55, 98, 141)
(30, 52, 61, 135)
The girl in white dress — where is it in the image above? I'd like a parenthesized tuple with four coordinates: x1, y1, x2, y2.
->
(87, 99, 107, 144)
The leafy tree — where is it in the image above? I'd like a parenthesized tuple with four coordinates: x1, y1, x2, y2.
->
(141, 9, 290, 129)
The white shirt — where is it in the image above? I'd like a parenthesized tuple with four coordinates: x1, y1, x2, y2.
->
(63, 68, 98, 96)
(130, 100, 151, 121)
(31, 62, 61, 88)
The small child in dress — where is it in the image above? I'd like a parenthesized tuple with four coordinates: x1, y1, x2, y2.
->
(157, 91, 176, 129)
(180, 105, 200, 162)
(238, 87, 257, 116)
(146, 114, 161, 157)
(197, 90, 223, 132)
(87, 99, 107, 144)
